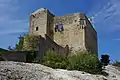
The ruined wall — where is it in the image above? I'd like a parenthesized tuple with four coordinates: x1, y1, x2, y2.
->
(23, 35, 41, 51)
(37, 34, 69, 60)
(84, 16, 98, 53)
(46, 11, 54, 39)
(29, 8, 54, 39)
(29, 9, 47, 37)
(54, 13, 86, 52)
(29, 8, 98, 54)
(1, 51, 27, 62)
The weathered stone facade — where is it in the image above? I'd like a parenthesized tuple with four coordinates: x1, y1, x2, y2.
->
(29, 8, 98, 54)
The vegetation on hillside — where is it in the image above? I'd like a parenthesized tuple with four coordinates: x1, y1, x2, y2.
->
(22, 34, 41, 51)
(5, 34, 110, 75)
(38, 50, 103, 74)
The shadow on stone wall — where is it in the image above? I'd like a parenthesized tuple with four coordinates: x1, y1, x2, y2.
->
(0, 51, 37, 62)
(37, 34, 69, 60)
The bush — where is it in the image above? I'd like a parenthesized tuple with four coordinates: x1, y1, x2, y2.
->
(68, 52, 102, 74)
(42, 50, 69, 69)
(100, 54, 110, 66)
(26, 51, 37, 63)
(42, 50, 102, 74)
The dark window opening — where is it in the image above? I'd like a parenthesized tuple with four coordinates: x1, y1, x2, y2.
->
(75, 20, 77, 22)
(52, 48, 55, 51)
(79, 19, 84, 25)
(36, 27, 39, 31)
(55, 24, 64, 32)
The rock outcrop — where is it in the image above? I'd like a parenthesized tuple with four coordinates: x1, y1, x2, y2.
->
(0, 61, 120, 80)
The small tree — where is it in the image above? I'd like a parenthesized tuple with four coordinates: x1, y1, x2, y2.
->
(15, 35, 24, 51)
(100, 54, 110, 67)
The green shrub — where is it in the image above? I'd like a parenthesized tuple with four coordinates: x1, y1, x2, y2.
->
(68, 52, 102, 74)
(23, 34, 41, 51)
(42, 50, 69, 69)
(42, 50, 102, 74)
(26, 51, 37, 63)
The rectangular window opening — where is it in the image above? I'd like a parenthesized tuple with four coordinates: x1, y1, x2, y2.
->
(79, 19, 84, 25)
(36, 27, 39, 31)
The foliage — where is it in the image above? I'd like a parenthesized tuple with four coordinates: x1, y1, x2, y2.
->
(26, 51, 37, 63)
(68, 52, 102, 74)
(8, 35, 24, 51)
(32, 57, 42, 63)
(23, 34, 41, 51)
(100, 54, 110, 66)
(15, 35, 24, 51)
(42, 50, 102, 74)
(42, 50, 69, 69)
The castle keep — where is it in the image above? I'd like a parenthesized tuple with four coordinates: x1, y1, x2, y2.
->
(29, 8, 98, 54)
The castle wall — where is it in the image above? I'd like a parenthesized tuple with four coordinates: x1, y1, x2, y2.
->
(1, 51, 27, 62)
(37, 35, 69, 60)
(46, 11, 54, 39)
(29, 8, 98, 54)
(84, 17, 98, 53)
(53, 13, 86, 52)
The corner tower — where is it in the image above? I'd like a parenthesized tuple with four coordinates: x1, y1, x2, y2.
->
(29, 8, 54, 39)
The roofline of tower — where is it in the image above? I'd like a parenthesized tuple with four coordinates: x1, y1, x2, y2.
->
(30, 8, 55, 17)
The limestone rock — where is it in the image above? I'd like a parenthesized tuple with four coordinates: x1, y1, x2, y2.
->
(0, 61, 120, 80)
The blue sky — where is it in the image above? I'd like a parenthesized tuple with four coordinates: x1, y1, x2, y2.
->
(0, 0, 120, 61)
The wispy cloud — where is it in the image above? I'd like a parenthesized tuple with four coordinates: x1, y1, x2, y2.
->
(0, 0, 28, 36)
(89, 0, 120, 33)
(0, 0, 28, 48)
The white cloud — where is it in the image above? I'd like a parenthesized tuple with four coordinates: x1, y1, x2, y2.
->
(89, 0, 120, 33)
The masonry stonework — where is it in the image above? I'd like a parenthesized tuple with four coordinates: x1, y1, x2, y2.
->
(29, 8, 98, 54)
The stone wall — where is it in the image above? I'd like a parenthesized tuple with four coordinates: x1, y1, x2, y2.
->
(84, 16, 98, 53)
(37, 34, 69, 59)
(29, 8, 98, 54)
(29, 8, 54, 39)
(53, 13, 86, 52)
(1, 51, 27, 62)
(54, 13, 80, 25)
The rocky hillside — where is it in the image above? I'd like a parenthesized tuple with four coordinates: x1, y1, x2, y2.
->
(0, 61, 120, 80)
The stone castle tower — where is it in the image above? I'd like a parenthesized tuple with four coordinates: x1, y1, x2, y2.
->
(29, 8, 98, 53)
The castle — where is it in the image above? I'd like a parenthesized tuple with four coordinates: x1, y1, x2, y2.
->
(28, 8, 98, 55)
(0, 8, 98, 62)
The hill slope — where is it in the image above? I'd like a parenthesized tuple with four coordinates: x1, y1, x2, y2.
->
(0, 61, 120, 80)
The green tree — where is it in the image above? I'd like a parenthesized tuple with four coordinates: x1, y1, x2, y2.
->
(15, 35, 24, 51)
(100, 54, 110, 67)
